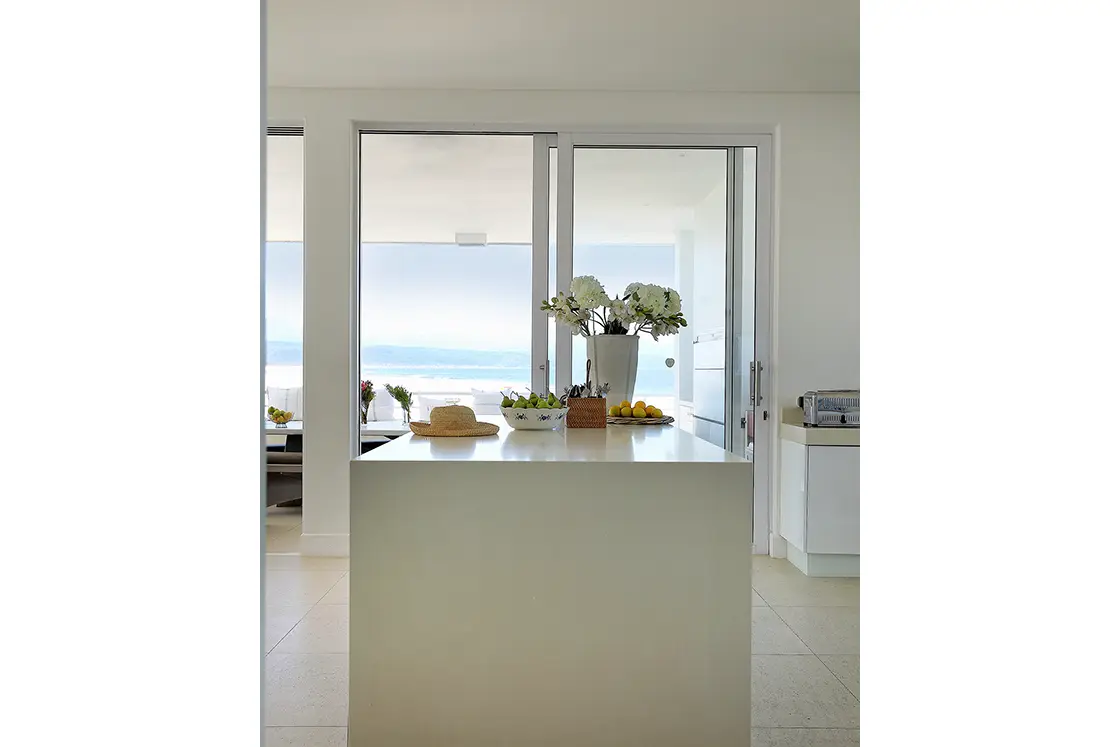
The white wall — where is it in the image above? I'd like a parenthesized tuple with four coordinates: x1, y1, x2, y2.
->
(691, 180, 728, 338)
(268, 88, 859, 554)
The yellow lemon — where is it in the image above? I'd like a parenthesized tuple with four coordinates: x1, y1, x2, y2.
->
(620, 400, 631, 409)
(620, 406, 633, 417)
(609, 405, 621, 417)
(633, 407, 647, 418)
(644, 403, 655, 413)
(651, 408, 663, 418)
(633, 400, 646, 411)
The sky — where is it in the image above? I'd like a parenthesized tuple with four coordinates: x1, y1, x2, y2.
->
(264, 241, 684, 352)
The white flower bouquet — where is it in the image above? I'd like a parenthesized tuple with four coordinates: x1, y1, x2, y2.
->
(540, 276, 688, 340)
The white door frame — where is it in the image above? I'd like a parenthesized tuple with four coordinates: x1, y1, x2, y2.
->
(531, 134, 552, 393)
(734, 142, 776, 554)
(556, 132, 774, 553)
(356, 125, 776, 553)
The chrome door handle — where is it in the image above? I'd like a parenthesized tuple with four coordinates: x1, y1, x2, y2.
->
(749, 361, 757, 406)
(755, 362, 763, 405)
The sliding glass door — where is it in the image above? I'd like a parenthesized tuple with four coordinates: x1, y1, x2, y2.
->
(567, 147, 728, 426)
(358, 133, 539, 419)
(357, 128, 772, 551)
(553, 134, 771, 551)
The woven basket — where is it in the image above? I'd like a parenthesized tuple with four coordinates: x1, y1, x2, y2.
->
(565, 397, 606, 428)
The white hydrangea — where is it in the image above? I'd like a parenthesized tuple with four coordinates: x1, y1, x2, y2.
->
(556, 305, 590, 335)
(608, 297, 634, 326)
(542, 279, 685, 339)
(636, 283, 667, 316)
(666, 288, 682, 315)
(569, 275, 609, 310)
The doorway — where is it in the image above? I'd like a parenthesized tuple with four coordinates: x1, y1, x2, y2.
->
(550, 134, 773, 553)
(358, 129, 774, 552)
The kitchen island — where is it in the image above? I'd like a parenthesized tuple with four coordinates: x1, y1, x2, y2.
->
(349, 424, 754, 747)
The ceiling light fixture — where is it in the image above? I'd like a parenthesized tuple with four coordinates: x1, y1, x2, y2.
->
(455, 232, 487, 246)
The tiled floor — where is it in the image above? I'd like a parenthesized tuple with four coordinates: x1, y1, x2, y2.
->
(265, 506, 859, 746)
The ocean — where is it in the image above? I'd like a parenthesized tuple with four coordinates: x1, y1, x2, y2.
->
(266, 365, 677, 398)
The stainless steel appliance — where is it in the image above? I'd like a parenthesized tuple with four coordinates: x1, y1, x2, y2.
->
(799, 390, 860, 427)
(692, 328, 726, 448)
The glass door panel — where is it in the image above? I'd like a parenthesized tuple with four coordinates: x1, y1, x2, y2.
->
(358, 133, 535, 419)
(569, 147, 728, 443)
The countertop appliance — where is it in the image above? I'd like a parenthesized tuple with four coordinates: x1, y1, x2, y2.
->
(799, 389, 859, 427)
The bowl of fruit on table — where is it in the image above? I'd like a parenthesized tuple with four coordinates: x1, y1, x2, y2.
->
(499, 391, 569, 430)
(606, 399, 674, 425)
(267, 406, 295, 427)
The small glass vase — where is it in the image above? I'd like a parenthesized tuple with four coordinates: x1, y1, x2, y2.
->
(402, 410, 411, 426)
(359, 403, 369, 425)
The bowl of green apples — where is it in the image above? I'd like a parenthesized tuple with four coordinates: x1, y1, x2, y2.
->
(499, 390, 568, 430)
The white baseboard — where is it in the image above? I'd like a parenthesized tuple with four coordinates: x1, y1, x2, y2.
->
(299, 532, 350, 557)
(786, 543, 858, 577)
(785, 542, 809, 573)
(769, 532, 787, 558)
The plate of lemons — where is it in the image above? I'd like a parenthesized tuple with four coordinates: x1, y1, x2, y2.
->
(606, 399, 675, 425)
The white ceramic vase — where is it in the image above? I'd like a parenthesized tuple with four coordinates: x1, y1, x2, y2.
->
(586, 334, 639, 404)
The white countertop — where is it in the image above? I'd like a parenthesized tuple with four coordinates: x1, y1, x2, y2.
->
(779, 409, 860, 446)
(355, 422, 747, 464)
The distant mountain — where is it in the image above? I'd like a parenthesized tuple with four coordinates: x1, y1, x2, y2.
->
(267, 340, 303, 365)
(266, 341, 528, 368)
(267, 341, 676, 368)
(361, 344, 529, 368)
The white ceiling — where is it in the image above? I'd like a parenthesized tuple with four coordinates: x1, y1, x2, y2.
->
(266, 0, 858, 92)
(267, 133, 729, 244)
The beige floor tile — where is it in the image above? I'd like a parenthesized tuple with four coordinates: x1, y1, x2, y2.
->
(753, 589, 768, 606)
(265, 653, 349, 727)
(752, 655, 859, 728)
(266, 553, 350, 571)
(264, 727, 348, 747)
(266, 507, 303, 529)
(818, 655, 859, 699)
(267, 527, 303, 554)
(319, 573, 349, 604)
(753, 607, 812, 654)
(266, 525, 298, 541)
(266, 605, 314, 653)
(771, 607, 860, 655)
(752, 558, 859, 607)
(274, 604, 349, 654)
(752, 727, 860, 746)
(266, 570, 348, 605)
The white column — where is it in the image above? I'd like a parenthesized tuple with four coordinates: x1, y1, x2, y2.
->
(300, 113, 357, 556)
(674, 229, 696, 405)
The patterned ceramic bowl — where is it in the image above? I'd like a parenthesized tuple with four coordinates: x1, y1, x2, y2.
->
(500, 406, 569, 430)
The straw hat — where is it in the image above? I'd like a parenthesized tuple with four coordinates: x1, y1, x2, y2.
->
(409, 405, 500, 438)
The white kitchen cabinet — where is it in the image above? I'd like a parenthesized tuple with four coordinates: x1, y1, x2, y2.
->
(779, 421, 859, 577)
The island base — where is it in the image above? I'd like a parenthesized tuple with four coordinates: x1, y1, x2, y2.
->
(349, 458, 753, 746)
